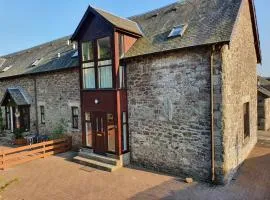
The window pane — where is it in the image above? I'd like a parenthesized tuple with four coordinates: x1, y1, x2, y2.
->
(82, 62, 94, 68)
(82, 42, 93, 61)
(98, 66, 112, 88)
(85, 112, 91, 121)
(107, 113, 115, 152)
(98, 60, 112, 66)
(119, 66, 125, 88)
(72, 107, 79, 116)
(86, 122, 92, 147)
(119, 34, 125, 58)
(83, 68, 95, 89)
(123, 112, 127, 123)
(123, 124, 127, 151)
(97, 37, 111, 59)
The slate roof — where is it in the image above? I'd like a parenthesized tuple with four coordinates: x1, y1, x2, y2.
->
(258, 76, 270, 95)
(125, 0, 243, 58)
(0, 0, 260, 79)
(0, 88, 30, 106)
(94, 8, 142, 35)
(0, 36, 78, 79)
(258, 86, 270, 98)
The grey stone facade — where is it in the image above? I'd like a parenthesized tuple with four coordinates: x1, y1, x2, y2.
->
(126, 0, 258, 183)
(0, 69, 82, 147)
(126, 47, 212, 181)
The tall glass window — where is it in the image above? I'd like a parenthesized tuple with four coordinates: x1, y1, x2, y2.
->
(82, 42, 94, 62)
(122, 112, 128, 152)
(97, 37, 112, 88)
(85, 112, 92, 147)
(107, 113, 115, 152)
(119, 34, 125, 58)
(119, 65, 126, 89)
(83, 62, 95, 89)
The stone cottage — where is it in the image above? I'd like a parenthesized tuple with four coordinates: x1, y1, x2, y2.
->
(0, 0, 261, 184)
(257, 76, 270, 131)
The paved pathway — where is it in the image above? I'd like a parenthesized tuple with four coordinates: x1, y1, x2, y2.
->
(0, 132, 269, 200)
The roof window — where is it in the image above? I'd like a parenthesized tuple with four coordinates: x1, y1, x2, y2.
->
(32, 58, 43, 67)
(72, 51, 78, 58)
(2, 65, 13, 72)
(168, 24, 188, 38)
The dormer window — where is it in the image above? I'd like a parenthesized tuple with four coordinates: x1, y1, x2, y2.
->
(168, 24, 188, 38)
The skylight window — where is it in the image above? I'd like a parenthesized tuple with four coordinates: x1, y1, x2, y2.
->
(72, 51, 78, 58)
(32, 58, 43, 67)
(168, 24, 188, 38)
(2, 65, 13, 72)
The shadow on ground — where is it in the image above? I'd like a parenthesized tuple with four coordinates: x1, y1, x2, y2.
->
(129, 152, 270, 200)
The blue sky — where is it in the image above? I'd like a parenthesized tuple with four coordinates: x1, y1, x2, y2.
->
(0, 0, 269, 75)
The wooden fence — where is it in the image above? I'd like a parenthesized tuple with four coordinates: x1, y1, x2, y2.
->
(0, 137, 72, 170)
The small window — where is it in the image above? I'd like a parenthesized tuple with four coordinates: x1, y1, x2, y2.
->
(72, 107, 79, 129)
(243, 102, 250, 139)
(82, 42, 94, 62)
(40, 106, 45, 124)
(168, 24, 187, 38)
(119, 65, 126, 89)
(119, 34, 125, 58)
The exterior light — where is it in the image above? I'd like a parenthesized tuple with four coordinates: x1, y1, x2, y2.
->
(94, 99, 99, 104)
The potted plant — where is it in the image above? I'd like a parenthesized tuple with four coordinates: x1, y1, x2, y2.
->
(13, 128, 26, 145)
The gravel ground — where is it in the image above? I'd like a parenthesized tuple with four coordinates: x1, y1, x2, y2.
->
(0, 132, 269, 200)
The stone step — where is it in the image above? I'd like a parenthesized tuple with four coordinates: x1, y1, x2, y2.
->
(74, 156, 120, 172)
(78, 151, 120, 166)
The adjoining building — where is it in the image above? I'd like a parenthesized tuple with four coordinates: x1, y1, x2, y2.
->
(0, 0, 261, 184)
(257, 76, 270, 131)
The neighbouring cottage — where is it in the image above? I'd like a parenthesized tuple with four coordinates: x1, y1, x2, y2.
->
(0, 0, 261, 184)
(257, 76, 270, 131)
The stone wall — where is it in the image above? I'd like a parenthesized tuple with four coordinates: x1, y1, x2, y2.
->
(0, 69, 82, 147)
(220, 0, 258, 184)
(126, 47, 212, 181)
(258, 94, 270, 131)
(264, 98, 270, 131)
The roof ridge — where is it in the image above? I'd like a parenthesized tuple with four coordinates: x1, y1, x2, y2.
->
(1, 35, 72, 58)
(92, 6, 138, 25)
(128, 1, 179, 19)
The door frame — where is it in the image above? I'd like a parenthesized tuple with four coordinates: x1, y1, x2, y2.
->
(84, 111, 117, 154)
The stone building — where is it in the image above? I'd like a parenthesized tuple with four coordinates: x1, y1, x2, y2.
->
(257, 76, 270, 131)
(0, 0, 261, 184)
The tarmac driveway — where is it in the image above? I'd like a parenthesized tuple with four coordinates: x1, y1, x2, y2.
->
(0, 132, 270, 200)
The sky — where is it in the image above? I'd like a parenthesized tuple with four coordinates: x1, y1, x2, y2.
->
(0, 0, 269, 75)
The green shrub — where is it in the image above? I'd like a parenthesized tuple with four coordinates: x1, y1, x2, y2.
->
(50, 119, 67, 140)
(13, 128, 24, 139)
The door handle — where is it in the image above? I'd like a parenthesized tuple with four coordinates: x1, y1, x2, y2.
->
(97, 133, 102, 137)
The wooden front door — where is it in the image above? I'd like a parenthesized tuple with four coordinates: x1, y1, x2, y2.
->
(93, 112, 107, 154)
